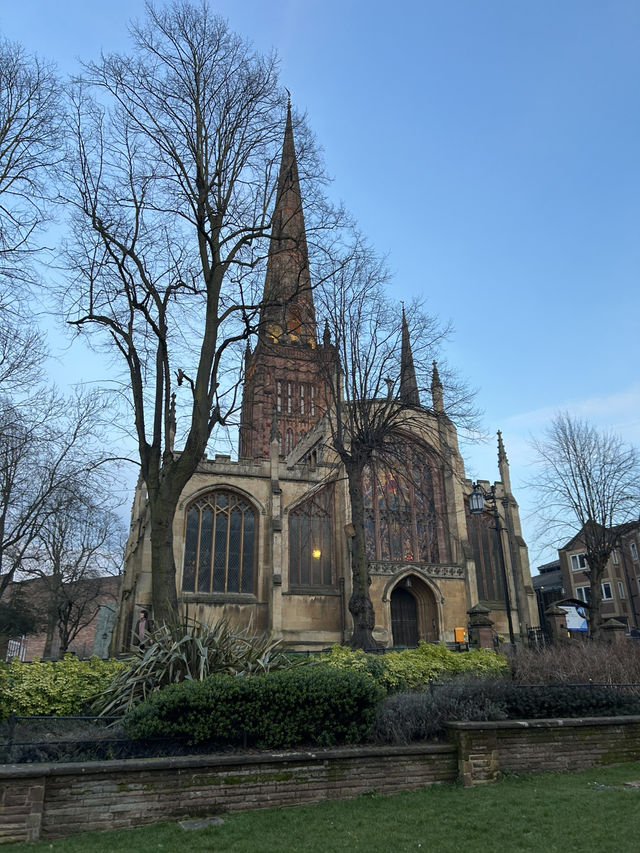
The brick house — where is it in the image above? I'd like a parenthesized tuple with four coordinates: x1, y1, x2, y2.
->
(559, 522, 640, 630)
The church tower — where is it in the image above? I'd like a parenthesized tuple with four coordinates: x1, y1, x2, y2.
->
(239, 102, 336, 460)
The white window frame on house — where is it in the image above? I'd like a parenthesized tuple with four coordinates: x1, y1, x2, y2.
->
(612, 549, 619, 565)
(300, 384, 305, 414)
(618, 581, 626, 599)
(570, 553, 587, 572)
(601, 582, 613, 601)
(575, 585, 590, 603)
(631, 541, 639, 562)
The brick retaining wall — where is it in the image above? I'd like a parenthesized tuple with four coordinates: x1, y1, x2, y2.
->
(448, 716, 640, 785)
(0, 744, 456, 843)
(3, 717, 640, 843)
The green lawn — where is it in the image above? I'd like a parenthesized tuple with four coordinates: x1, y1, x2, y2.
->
(13, 763, 640, 853)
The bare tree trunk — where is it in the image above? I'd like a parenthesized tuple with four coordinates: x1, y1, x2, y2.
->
(588, 557, 606, 641)
(43, 613, 56, 658)
(346, 461, 377, 649)
(149, 494, 180, 624)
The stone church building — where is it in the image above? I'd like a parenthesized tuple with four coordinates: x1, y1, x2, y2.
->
(112, 106, 538, 652)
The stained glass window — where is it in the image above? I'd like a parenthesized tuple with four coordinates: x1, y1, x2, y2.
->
(467, 506, 504, 601)
(289, 486, 334, 586)
(363, 449, 440, 563)
(182, 491, 256, 594)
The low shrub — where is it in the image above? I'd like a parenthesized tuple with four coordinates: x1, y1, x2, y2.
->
(508, 642, 640, 684)
(0, 656, 126, 717)
(321, 643, 507, 693)
(372, 679, 507, 744)
(123, 666, 384, 748)
(372, 677, 640, 744)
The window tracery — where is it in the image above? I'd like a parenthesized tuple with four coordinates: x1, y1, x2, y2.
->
(183, 491, 256, 595)
(289, 485, 334, 586)
(363, 450, 440, 563)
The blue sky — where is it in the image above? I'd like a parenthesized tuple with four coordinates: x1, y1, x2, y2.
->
(2, 1, 639, 568)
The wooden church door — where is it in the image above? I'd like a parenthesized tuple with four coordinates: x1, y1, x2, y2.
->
(390, 587, 419, 647)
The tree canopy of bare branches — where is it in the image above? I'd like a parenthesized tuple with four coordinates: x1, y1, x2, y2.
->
(0, 37, 61, 283)
(60, 2, 339, 621)
(0, 389, 117, 598)
(0, 38, 60, 391)
(530, 412, 640, 637)
(316, 245, 479, 648)
(24, 484, 123, 657)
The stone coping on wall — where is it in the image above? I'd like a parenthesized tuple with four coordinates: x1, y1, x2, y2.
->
(0, 741, 455, 780)
(448, 715, 640, 731)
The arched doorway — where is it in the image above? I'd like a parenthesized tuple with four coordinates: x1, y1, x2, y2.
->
(391, 587, 419, 647)
(390, 575, 440, 646)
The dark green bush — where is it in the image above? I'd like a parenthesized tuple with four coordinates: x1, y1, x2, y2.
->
(498, 682, 640, 719)
(123, 665, 384, 749)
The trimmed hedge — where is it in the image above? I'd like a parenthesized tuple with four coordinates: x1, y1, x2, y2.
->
(0, 656, 127, 717)
(322, 643, 508, 692)
(123, 666, 384, 748)
(499, 682, 640, 720)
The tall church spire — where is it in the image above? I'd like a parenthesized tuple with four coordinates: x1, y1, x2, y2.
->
(259, 100, 316, 348)
(238, 99, 336, 460)
(399, 307, 420, 406)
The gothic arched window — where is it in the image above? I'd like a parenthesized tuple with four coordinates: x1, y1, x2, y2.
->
(289, 485, 334, 586)
(285, 428, 294, 455)
(363, 450, 440, 563)
(466, 505, 505, 601)
(182, 491, 256, 594)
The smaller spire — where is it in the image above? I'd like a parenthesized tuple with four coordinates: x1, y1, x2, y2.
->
(431, 360, 444, 413)
(399, 307, 420, 407)
(497, 430, 512, 494)
(497, 430, 508, 465)
(323, 319, 331, 348)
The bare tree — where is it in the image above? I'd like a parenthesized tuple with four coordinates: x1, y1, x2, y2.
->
(530, 412, 640, 638)
(0, 389, 114, 598)
(0, 37, 61, 283)
(316, 246, 478, 648)
(60, 2, 336, 622)
(0, 38, 60, 391)
(23, 486, 123, 657)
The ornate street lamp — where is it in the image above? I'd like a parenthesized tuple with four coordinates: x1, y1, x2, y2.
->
(468, 482, 516, 644)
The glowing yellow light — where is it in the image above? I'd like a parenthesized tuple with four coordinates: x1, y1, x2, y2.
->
(312, 549, 322, 559)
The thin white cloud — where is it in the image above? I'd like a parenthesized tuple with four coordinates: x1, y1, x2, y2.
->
(504, 385, 640, 445)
